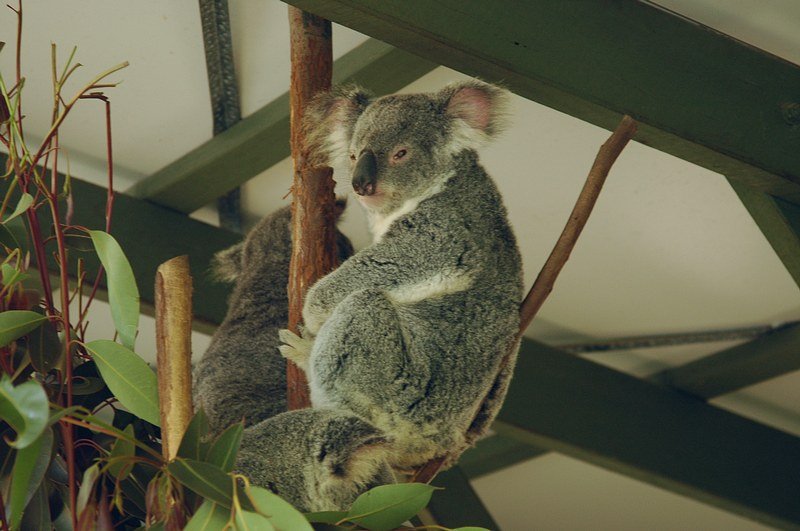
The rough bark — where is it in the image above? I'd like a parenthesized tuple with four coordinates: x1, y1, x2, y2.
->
(287, 7, 335, 410)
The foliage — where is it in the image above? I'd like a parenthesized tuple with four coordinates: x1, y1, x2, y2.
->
(0, 3, 491, 530)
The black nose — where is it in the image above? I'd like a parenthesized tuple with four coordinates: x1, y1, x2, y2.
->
(353, 150, 377, 196)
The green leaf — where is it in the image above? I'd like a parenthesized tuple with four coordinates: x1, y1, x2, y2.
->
(19, 482, 51, 531)
(27, 317, 61, 374)
(84, 339, 160, 427)
(0, 263, 29, 290)
(185, 500, 231, 531)
(89, 230, 139, 349)
(453, 528, 492, 531)
(167, 458, 233, 507)
(76, 462, 101, 517)
(3, 192, 33, 224)
(8, 427, 53, 530)
(345, 483, 437, 531)
(107, 424, 135, 479)
(0, 310, 47, 348)
(0, 375, 49, 448)
(206, 422, 243, 472)
(235, 509, 275, 531)
(0, 223, 20, 251)
(305, 511, 348, 524)
(178, 409, 210, 461)
(247, 485, 312, 531)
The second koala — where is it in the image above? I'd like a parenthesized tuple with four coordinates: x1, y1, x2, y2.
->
(281, 80, 524, 470)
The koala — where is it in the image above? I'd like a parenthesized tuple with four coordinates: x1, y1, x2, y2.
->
(194, 202, 352, 433)
(280, 80, 524, 471)
(193, 204, 393, 512)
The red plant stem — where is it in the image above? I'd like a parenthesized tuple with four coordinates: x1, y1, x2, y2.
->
(46, 134, 77, 530)
(0, 489, 10, 531)
(103, 99, 113, 232)
(14, 0, 23, 141)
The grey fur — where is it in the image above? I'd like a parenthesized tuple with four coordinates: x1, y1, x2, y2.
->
(284, 80, 523, 470)
(237, 408, 394, 512)
(194, 204, 391, 512)
(194, 203, 352, 433)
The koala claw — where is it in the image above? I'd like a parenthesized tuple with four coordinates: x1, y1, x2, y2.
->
(279, 328, 314, 372)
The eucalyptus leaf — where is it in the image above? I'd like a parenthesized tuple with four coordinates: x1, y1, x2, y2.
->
(184, 500, 230, 531)
(8, 427, 53, 530)
(345, 483, 437, 531)
(0, 375, 49, 448)
(107, 424, 135, 479)
(0, 263, 28, 290)
(3, 192, 33, 224)
(206, 422, 243, 472)
(178, 408, 210, 461)
(167, 458, 233, 507)
(27, 317, 61, 374)
(19, 482, 50, 531)
(84, 340, 160, 427)
(76, 462, 101, 517)
(0, 223, 20, 251)
(89, 230, 139, 349)
(0, 310, 47, 348)
(246, 485, 312, 531)
(235, 509, 275, 531)
(453, 528, 492, 530)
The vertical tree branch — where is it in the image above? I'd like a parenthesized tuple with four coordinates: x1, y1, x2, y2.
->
(286, 8, 335, 410)
(155, 255, 194, 460)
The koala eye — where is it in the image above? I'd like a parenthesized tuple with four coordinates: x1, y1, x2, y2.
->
(393, 149, 407, 161)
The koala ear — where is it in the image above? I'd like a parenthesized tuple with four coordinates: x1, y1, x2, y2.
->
(210, 242, 244, 283)
(441, 80, 510, 152)
(303, 85, 373, 168)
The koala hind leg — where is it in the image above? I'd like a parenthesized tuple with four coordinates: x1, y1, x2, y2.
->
(309, 289, 430, 440)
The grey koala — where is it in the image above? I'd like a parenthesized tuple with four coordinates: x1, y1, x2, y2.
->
(280, 80, 524, 471)
(193, 205, 393, 511)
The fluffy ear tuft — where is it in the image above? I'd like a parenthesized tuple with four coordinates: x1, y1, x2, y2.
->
(303, 85, 373, 168)
(441, 80, 510, 153)
(210, 242, 244, 283)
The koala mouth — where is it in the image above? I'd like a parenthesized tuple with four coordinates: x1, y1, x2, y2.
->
(355, 189, 384, 208)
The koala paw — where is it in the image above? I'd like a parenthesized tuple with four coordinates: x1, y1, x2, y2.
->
(279, 327, 315, 373)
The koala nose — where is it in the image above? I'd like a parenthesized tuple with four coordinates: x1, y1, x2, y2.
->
(352, 150, 378, 196)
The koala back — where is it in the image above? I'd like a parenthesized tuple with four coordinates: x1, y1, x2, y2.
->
(193, 203, 352, 435)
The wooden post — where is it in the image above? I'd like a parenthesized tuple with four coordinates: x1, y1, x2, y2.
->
(155, 255, 194, 461)
(286, 8, 336, 410)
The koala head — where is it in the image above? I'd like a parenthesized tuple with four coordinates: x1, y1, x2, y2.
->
(305, 80, 509, 216)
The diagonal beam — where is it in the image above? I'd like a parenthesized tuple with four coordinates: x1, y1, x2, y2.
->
(0, 167, 240, 327)
(127, 38, 436, 213)
(281, 0, 800, 204)
(729, 179, 800, 288)
(426, 466, 498, 529)
(650, 323, 800, 399)
(458, 433, 545, 479)
(493, 339, 800, 529)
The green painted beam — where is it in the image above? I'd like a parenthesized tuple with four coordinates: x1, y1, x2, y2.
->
(493, 339, 800, 529)
(282, 0, 800, 204)
(0, 170, 240, 327)
(427, 466, 498, 529)
(127, 38, 436, 213)
(651, 323, 800, 399)
(730, 179, 800, 288)
(459, 433, 545, 479)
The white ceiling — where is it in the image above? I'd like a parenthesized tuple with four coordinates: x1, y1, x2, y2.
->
(3, 1, 800, 529)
